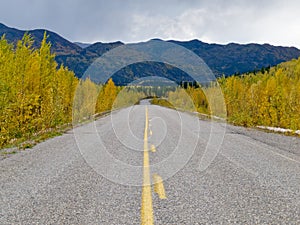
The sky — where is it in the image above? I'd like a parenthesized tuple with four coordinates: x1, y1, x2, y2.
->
(1, 0, 300, 48)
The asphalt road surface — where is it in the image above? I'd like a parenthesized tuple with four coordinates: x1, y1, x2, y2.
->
(1, 103, 300, 224)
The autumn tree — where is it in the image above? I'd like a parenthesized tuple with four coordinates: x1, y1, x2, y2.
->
(0, 33, 78, 148)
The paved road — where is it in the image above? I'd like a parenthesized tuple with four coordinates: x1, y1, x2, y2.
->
(1, 104, 300, 224)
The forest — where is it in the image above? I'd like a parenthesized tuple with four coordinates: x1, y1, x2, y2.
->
(0, 33, 154, 148)
(0, 34, 143, 148)
(220, 59, 300, 130)
(159, 58, 300, 131)
(1, 34, 300, 149)
(0, 34, 77, 148)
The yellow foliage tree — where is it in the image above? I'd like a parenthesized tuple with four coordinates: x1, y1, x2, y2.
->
(0, 33, 78, 148)
(96, 78, 118, 113)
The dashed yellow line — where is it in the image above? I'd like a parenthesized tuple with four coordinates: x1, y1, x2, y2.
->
(150, 144, 156, 153)
(141, 106, 154, 225)
(153, 174, 167, 199)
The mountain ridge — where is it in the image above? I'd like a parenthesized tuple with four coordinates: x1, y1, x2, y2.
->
(169, 39, 300, 77)
(74, 42, 91, 48)
(1, 22, 300, 85)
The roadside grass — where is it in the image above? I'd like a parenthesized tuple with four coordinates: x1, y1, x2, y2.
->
(151, 97, 300, 138)
(2, 99, 299, 158)
(150, 97, 175, 109)
(0, 110, 114, 158)
(0, 127, 66, 157)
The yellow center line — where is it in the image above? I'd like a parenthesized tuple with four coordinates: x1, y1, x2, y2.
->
(141, 106, 154, 225)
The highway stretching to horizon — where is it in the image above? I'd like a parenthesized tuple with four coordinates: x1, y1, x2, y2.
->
(1, 101, 300, 224)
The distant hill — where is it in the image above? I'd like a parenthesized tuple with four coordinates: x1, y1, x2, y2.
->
(1, 23, 300, 85)
(169, 40, 300, 77)
(54, 41, 125, 79)
(74, 42, 91, 48)
(0, 23, 82, 55)
(85, 41, 123, 55)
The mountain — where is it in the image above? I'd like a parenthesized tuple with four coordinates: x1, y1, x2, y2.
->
(0, 24, 125, 78)
(1, 23, 300, 85)
(0, 23, 82, 55)
(169, 40, 300, 77)
(54, 41, 125, 79)
(74, 42, 91, 48)
(85, 41, 123, 55)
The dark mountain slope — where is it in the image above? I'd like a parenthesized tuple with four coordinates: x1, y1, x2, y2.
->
(1, 23, 300, 85)
(74, 42, 91, 48)
(85, 41, 124, 55)
(0, 23, 82, 55)
(169, 39, 300, 76)
(55, 41, 124, 77)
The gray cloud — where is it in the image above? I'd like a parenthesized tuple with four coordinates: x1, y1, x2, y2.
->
(0, 0, 300, 48)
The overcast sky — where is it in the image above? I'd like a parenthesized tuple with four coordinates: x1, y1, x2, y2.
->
(1, 0, 300, 48)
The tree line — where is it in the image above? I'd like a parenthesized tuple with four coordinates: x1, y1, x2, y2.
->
(159, 58, 300, 131)
(219, 58, 300, 130)
(0, 34, 138, 148)
(1, 33, 300, 148)
(0, 34, 78, 147)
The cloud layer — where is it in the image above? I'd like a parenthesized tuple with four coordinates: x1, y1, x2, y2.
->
(1, 0, 300, 47)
